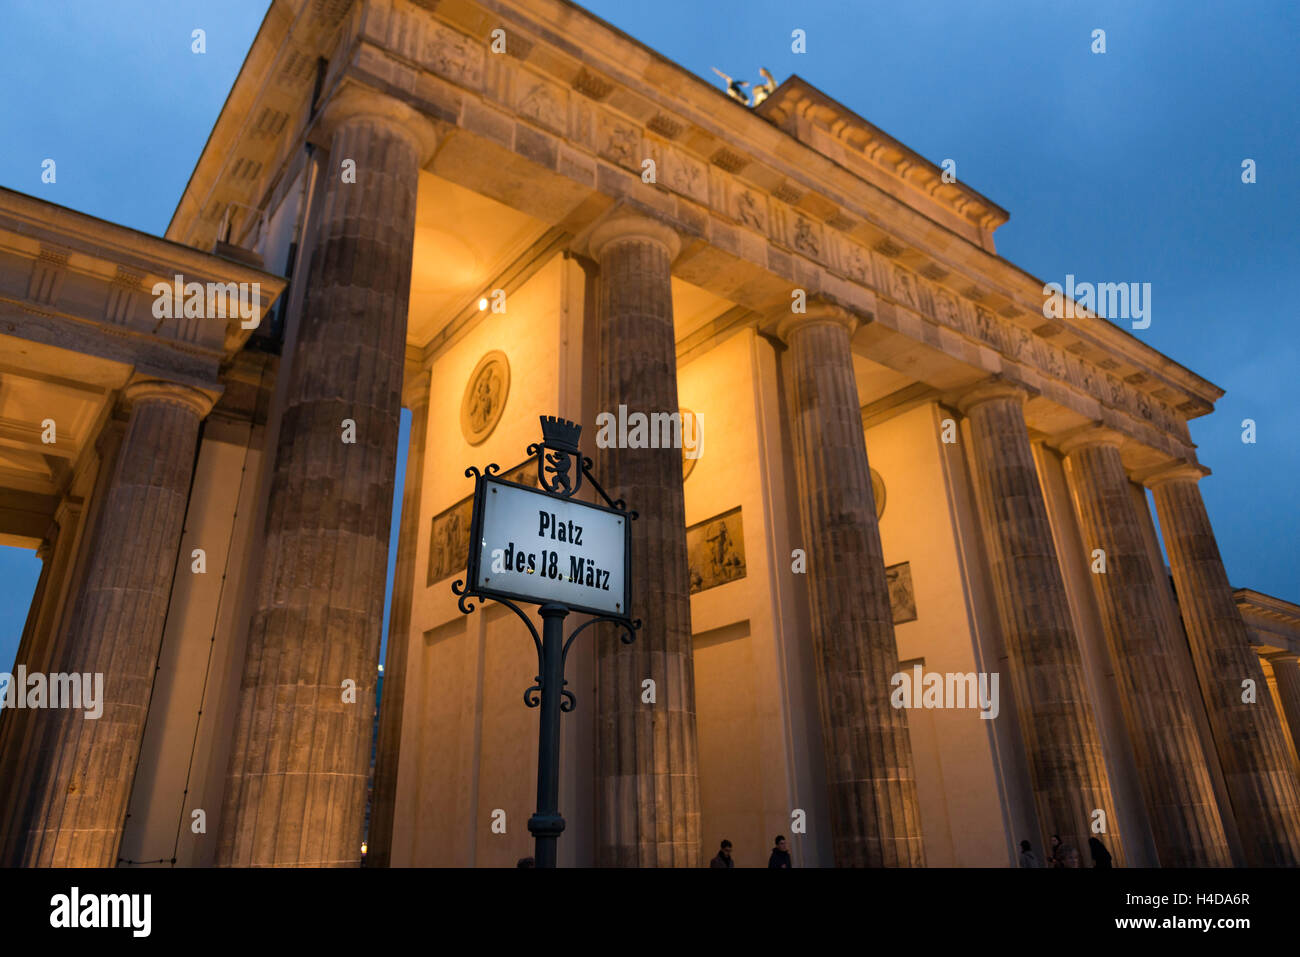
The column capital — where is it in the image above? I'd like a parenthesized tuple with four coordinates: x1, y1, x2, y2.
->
(772, 299, 859, 343)
(124, 378, 217, 418)
(1057, 424, 1123, 457)
(313, 83, 439, 166)
(586, 208, 681, 263)
(53, 495, 83, 531)
(1139, 460, 1209, 490)
(955, 378, 1031, 415)
(402, 363, 431, 410)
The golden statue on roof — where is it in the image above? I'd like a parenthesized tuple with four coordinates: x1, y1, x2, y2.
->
(711, 67, 777, 107)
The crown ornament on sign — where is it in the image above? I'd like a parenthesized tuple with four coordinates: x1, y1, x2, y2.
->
(535, 416, 584, 497)
(539, 416, 581, 453)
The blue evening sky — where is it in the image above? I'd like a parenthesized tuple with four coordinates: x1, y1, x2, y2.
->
(1, 1, 1296, 671)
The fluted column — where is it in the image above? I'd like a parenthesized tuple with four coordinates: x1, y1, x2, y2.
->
(217, 92, 436, 867)
(1147, 465, 1300, 865)
(0, 426, 119, 865)
(777, 304, 924, 866)
(959, 383, 1123, 863)
(589, 209, 701, 866)
(5, 379, 212, 866)
(1267, 655, 1300, 766)
(0, 531, 55, 860)
(1060, 429, 1231, 865)
(366, 370, 430, 867)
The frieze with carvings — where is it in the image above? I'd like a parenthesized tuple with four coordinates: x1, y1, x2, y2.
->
(1005, 325, 1032, 362)
(420, 19, 484, 89)
(597, 111, 641, 171)
(514, 74, 567, 134)
(842, 241, 870, 285)
(660, 145, 709, 205)
(792, 215, 822, 259)
(394, 12, 1193, 449)
(850, 247, 1189, 442)
(971, 305, 1003, 352)
(1042, 343, 1068, 380)
(932, 286, 962, 334)
(731, 184, 767, 232)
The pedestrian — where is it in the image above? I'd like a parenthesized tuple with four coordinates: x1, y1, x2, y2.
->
(1018, 839, 1041, 868)
(768, 835, 792, 868)
(1088, 837, 1113, 868)
(710, 839, 734, 868)
(516, 856, 534, 868)
(1048, 833, 1078, 869)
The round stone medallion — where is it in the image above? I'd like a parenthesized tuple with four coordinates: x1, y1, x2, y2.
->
(460, 350, 510, 446)
(870, 467, 886, 520)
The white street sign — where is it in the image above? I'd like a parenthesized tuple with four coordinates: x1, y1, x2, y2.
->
(470, 476, 630, 618)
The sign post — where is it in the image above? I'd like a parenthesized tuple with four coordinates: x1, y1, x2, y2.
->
(453, 416, 639, 867)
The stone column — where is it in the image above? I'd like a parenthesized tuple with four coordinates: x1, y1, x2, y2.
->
(777, 304, 924, 867)
(589, 210, 701, 867)
(0, 425, 119, 865)
(6, 380, 212, 866)
(959, 383, 1123, 863)
(1060, 430, 1231, 865)
(217, 92, 435, 867)
(366, 370, 430, 867)
(1147, 465, 1300, 865)
(1266, 655, 1300, 765)
(0, 534, 54, 859)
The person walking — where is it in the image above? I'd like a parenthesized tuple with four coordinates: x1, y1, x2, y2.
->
(1088, 837, 1113, 868)
(710, 839, 735, 868)
(768, 835, 792, 868)
(1048, 833, 1078, 869)
(1019, 839, 1041, 868)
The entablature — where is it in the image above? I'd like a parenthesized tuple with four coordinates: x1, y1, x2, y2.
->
(167, 0, 1221, 470)
(0, 187, 285, 384)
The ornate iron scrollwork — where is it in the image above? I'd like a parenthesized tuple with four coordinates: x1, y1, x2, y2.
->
(451, 415, 645, 867)
(454, 417, 641, 711)
(524, 680, 542, 709)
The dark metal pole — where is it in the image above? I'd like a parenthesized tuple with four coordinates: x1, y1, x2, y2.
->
(529, 602, 569, 867)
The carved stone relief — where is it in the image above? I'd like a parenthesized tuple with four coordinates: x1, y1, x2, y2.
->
(886, 561, 917, 624)
(732, 186, 767, 231)
(687, 506, 746, 594)
(460, 350, 510, 446)
(662, 146, 709, 204)
(515, 76, 566, 134)
(933, 287, 961, 331)
(597, 112, 640, 170)
(870, 467, 886, 520)
(793, 215, 822, 258)
(421, 20, 484, 88)
(843, 242, 870, 284)
(427, 460, 537, 584)
(973, 305, 1002, 350)
(890, 264, 918, 309)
